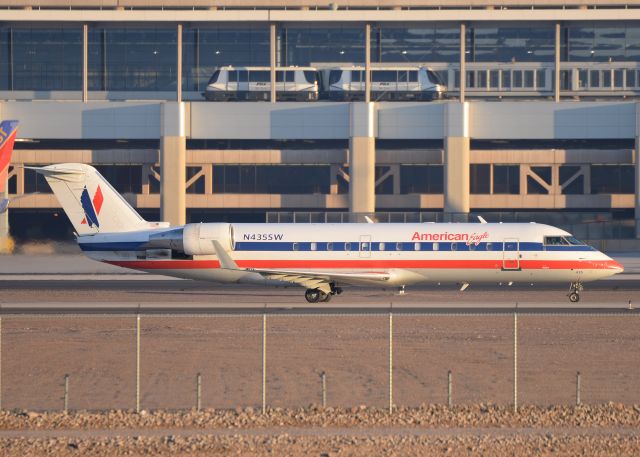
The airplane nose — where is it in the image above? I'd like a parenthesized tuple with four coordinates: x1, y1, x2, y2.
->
(610, 260, 624, 273)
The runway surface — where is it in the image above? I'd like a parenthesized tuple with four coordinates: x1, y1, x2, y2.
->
(2, 278, 639, 314)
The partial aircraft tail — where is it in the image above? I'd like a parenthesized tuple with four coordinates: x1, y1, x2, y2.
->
(0, 120, 19, 213)
(30, 163, 151, 235)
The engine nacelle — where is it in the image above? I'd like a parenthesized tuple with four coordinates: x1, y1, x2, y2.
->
(183, 223, 234, 256)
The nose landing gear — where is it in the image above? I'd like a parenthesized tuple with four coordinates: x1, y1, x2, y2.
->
(568, 282, 583, 303)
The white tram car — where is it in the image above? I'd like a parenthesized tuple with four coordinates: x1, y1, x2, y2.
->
(203, 66, 319, 101)
(326, 66, 447, 101)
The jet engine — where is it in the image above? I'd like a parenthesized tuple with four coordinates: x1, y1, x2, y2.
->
(146, 223, 234, 255)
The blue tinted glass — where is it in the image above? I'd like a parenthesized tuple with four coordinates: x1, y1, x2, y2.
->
(88, 27, 177, 91)
(182, 26, 269, 92)
(8, 27, 82, 90)
(375, 25, 460, 63)
(283, 27, 365, 66)
(0, 28, 10, 90)
(567, 22, 640, 62)
(469, 25, 554, 62)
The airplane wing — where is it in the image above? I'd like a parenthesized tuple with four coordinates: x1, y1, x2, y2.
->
(210, 240, 390, 293)
(247, 268, 391, 293)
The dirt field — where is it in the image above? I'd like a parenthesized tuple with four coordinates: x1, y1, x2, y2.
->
(2, 314, 638, 411)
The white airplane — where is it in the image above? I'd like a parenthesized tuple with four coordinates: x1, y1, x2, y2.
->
(32, 163, 624, 303)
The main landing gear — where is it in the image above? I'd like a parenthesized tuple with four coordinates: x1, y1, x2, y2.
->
(304, 284, 343, 303)
(568, 282, 583, 303)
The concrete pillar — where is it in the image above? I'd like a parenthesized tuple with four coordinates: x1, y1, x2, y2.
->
(160, 102, 187, 226)
(444, 102, 470, 220)
(82, 23, 88, 103)
(349, 102, 376, 220)
(459, 23, 466, 103)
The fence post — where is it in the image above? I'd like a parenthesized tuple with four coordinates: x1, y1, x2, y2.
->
(321, 371, 326, 408)
(389, 309, 393, 414)
(64, 374, 69, 413)
(196, 373, 202, 411)
(136, 312, 140, 413)
(447, 370, 452, 408)
(576, 371, 581, 406)
(262, 312, 266, 415)
(513, 306, 518, 414)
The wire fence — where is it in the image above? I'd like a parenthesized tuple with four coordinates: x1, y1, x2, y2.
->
(1, 311, 638, 412)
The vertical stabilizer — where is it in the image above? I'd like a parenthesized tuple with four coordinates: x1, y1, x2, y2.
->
(31, 163, 148, 235)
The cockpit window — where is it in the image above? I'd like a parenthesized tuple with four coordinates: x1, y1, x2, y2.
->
(544, 236, 585, 246)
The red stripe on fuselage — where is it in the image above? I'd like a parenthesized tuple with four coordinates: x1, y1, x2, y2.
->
(105, 259, 622, 271)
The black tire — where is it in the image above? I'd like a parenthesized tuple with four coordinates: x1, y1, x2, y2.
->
(320, 292, 332, 303)
(569, 292, 580, 303)
(305, 289, 321, 303)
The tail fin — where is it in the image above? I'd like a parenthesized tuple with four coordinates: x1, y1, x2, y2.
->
(31, 163, 149, 235)
(0, 120, 19, 210)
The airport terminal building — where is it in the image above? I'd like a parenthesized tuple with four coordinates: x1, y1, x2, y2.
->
(1, 0, 640, 243)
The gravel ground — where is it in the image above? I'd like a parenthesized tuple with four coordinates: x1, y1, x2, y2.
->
(0, 405, 639, 456)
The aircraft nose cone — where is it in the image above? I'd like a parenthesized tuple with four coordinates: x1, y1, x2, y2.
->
(611, 260, 624, 273)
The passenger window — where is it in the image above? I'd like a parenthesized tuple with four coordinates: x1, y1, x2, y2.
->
(486, 242, 493, 251)
(451, 243, 457, 251)
(292, 242, 300, 251)
(361, 242, 369, 251)
(311, 242, 317, 251)
(433, 242, 439, 251)
(238, 71, 248, 82)
(351, 70, 361, 82)
(286, 71, 295, 82)
(249, 71, 270, 82)
(304, 71, 317, 84)
(372, 71, 397, 83)
(276, 70, 284, 82)
(345, 242, 351, 251)
(396, 242, 403, 251)
(326, 242, 333, 251)
(329, 70, 342, 85)
(469, 243, 476, 251)
(414, 242, 420, 251)
(408, 71, 418, 82)
(208, 70, 221, 84)
(379, 242, 385, 251)
(228, 71, 237, 83)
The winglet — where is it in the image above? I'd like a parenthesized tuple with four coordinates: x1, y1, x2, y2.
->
(212, 240, 243, 270)
(477, 216, 488, 224)
(0, 120, 19, 195)
(364, 216, 375, 224)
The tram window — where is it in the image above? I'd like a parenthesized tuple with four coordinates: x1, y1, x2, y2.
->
(379, 242, 385, 251)
(326, 242, 334, 251)
(603, 71, 611, 88)
(372, 71, 397, 83)
(590, 70, 600, 88)
(536, 70, 545, 89)
(276, 71, 284, 82)
(426, 70, 444, 85)
(501, 71, 511, 89)
(614, 69, 624, 88)
(414, 242, 421, 251)
(329, 70, 342, 85)
(311, 242, 317, 251)
(351, 70, 361, 82)
(408, 71, 418, 82)
(345, 242, 351, 252)
(477, 71, 487, 89)
(292, 242, 300, 251)
(228, 71, 238, 82)
(249, 71, 270, 83)
(396, 242, 403, 251)
(513, 71, 523, 88)
(490, 70, 499, 88)
(433, 243, 439, 251)
(286, 71, 295, 82)
(304, 71, 317, 84)
(238, 71, 248, 82)
(208, 70, 221, 84)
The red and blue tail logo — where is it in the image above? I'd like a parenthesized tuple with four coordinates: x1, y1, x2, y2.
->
(80, 185, 103, 228)
(0, 120, 19, 194)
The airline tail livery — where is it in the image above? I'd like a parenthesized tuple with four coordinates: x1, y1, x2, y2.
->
(33, 163, 624, 303)
(0, 120, 19, 214)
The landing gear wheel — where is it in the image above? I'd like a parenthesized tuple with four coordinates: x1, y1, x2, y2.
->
(569, 292, 580, 303)
(320, 292, 332, 303)
(305, 289, 321, 303)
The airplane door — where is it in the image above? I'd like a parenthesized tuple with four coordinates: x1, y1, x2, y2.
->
(502, 238, 520, 270)
(359, 235, 372, 258)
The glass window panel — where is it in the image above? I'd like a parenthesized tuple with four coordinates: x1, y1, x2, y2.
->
(400, 165, 443, 194)
(531, 166, 552, 185)
(493, 165, 520, 194)
(249, 71, 270, 82)
(591, 165, 635, 194)
(372, 70, 397, 82)
(470, 164, 490, 194)
(284, 27, 364, 66)
(527, 176, 548, 194)
(469, 25, 555, 63)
